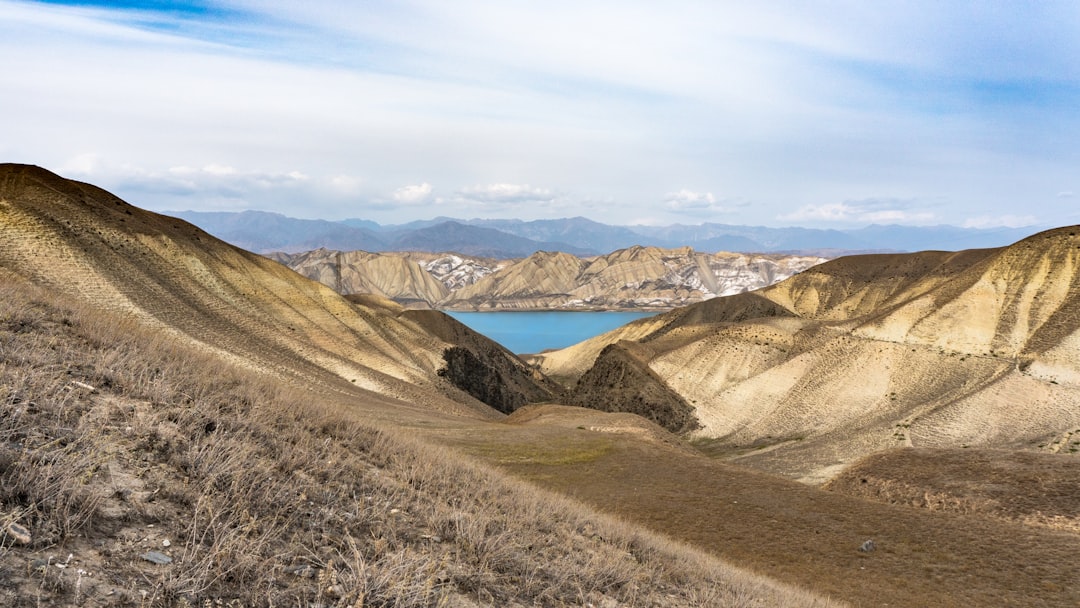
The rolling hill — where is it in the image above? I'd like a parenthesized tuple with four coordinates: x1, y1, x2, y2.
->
(534, 228, 1080, 483)
(274, 246, 825, 310)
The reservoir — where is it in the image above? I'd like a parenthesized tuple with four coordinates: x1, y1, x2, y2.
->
(445, 311, 659, 355)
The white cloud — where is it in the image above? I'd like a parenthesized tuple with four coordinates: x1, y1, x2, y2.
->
(664, 189, 724, 213)
(458, 183, 556, 205)
(393, 183, 434, 205)
(1057, 191, 1074, 199)
(962, 215, 1039, 229)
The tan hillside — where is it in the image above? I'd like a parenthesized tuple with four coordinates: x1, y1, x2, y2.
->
(274, 245, 825, 310)
(0, 164, 542, 418)
(269, 248, 450, 308)
(537, 228, 1080, 483)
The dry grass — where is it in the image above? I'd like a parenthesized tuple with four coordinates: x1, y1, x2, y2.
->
(0, 280, 834, 607)
(824, 447, 1080, 532)
(444, 409, 1080, 608)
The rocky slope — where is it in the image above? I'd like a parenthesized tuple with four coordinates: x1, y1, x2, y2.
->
(274, 245, 826, 310)
(0, 164, 550, 416)
(534, 227, 1080, 483)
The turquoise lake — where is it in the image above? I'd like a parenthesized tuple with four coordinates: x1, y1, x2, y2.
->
(445, 311, 659, 354)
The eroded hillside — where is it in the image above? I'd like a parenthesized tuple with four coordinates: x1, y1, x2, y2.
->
(0, 164, 550, 417)
(536, 229, 1080, 483)
(273, 245, 825, 310)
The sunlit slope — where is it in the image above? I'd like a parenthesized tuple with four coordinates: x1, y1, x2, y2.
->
(0, 164, 493, 417)
(271, 248, 451, 306)
(542, 228, 1080, 482)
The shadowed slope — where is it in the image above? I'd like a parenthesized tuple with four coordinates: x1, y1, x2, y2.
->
(402, 309, 562, 413)
(566, 341, 700, 433)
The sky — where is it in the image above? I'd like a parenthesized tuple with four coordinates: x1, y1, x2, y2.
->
(2, 0, 1079, 228)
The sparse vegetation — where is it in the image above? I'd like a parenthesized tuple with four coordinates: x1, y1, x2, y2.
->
(0, 281, 833, 606)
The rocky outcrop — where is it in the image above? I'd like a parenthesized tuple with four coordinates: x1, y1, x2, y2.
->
(403, 309, 561, 413)
(272, 246, 825, 310)
(566, 341, 699, 434)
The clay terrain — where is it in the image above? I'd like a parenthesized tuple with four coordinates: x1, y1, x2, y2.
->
(271, 246, 825, 310)
(2, 164, 1080, 607)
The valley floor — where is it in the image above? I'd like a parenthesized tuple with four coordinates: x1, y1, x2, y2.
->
(439, 406, 1080, 608)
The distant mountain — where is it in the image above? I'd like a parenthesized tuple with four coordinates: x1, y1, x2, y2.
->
(338, 217, 381, 231)
(275, 246, 826, 311)
(469, 217, 648, 253)
(171, 210, 386, 253)
(171, 210, 1044, 257)
(384, 221, 595, 257)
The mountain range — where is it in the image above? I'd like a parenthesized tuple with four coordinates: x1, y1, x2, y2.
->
(5, 164, 1080, 607)
(270, 247, 826, 310)
(173, 210, 1039, 257)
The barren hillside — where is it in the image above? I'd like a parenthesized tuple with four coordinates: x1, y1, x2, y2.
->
(0, 164, 550, 417)
(274, 245, 825, 310)
(536, 229, 1080, 483)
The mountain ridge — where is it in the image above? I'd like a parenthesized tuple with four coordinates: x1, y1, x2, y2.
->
(172, 209, 1040, 256)
(274, 246, 826, 311)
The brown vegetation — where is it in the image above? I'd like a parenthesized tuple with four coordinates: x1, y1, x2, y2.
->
(824, 447, 1080, 532)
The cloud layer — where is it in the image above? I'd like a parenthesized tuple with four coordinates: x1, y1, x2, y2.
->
(2, 0, 1077, 227)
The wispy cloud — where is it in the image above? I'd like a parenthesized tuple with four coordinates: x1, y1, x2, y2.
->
(456, 184, 558, 206)
(962, 214, 1039, 229)
(3, 1, 1080, 227)
(779, 198, 936, 225)
(663, 189, 730, 215)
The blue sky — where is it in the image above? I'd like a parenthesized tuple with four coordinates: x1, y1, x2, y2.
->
(2, 0, 1078, 228)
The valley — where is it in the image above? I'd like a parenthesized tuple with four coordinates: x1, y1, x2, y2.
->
(2, 164, 1079, 607)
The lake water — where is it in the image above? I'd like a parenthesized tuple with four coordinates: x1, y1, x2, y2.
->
(445, 311, 659, 354)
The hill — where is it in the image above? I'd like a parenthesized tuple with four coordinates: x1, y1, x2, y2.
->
(275, 246, 826, 310)
(534, 228, 1080, 484)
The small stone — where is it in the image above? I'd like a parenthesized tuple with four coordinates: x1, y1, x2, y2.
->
(859, 539, 876, 553)
(162, 539, 171, 547)
(284, 564, 316, 578)
(6, 522, 31, 545)
(140, 551, 172, 565)
(389, 508, 401, 515)
(31, 558, 49, 573)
